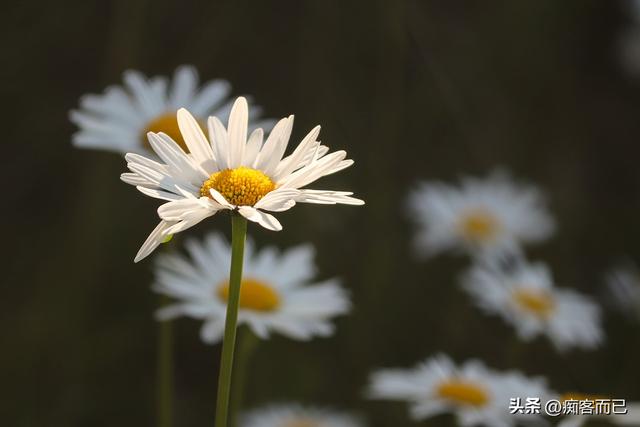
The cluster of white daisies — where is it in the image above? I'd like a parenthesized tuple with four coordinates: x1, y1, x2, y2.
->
(71, 65, 639, 426)
(374, 172, 640, 426)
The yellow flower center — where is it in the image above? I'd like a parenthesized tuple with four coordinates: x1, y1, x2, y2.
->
(459, 210, 500, 243)
(142, 112, 205, 153)
(513, 288, 555, 317)
(200, 167, 276, 206)
(436, 380, 490, 407)
(217, 278, 280, 312)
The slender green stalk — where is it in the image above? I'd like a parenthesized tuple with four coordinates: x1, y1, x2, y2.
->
(229, 327, 259, 427)
(157, 295, 174, 427)
(215, 214, 248, 427)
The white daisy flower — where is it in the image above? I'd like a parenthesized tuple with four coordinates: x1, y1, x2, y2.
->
(605, 260, 640, 320)
(461, 260, 603, 352)
(152, 232, 351, 344)
(70, 65, 273, 156)
(241, 404, 364, 427)
(407, 171, 555, 257)
(121, 96, 363, 262)
(368, 354, 553, 427)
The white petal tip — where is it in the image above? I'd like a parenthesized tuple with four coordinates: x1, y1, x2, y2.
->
(177, 108, 195, 121)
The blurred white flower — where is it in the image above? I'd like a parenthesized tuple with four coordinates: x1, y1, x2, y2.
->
(618, 28, 640, 76)
(121, 97, 363, 262)
(407, 171, 554, 258)
(368, 354, 553, 427)
(241, 404, 364, 427)
(70, 65, 273, 156)
(605, 260, 640, 320)
(153, 233, 350, 344)
(461, 260, 603, 352)
(618, 0, 640, 77)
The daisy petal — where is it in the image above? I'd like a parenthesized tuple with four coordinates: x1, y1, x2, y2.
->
(123, 70, 163, 118)
(279, 150, 348, 189)
(263, 116, 294, 176)
(190, 80, 232, 117)
(273, 125, 321, 181)
(164, 209, 218, 235)
(155, 303, 214, 320)
(238, 206, 283, 231)
(121, 172, 156, 188)
(134, 220, 175, 263)
(168, 65, 197, 109)
(244, 128, 263, 167)
(208, 116, 229, 170)
(136, 186, 183, 202)
(177, 108, 215, 168)
(255, 115, 293, 173)
(227, 97, 248, 168)
(208, 189, 235, 209)
(200, 318, 225, 343)
(147, 132, 207, 182)
(297, 189, 365, 205)
(157, 198, 214, 221)
(254, 188, 299, 212)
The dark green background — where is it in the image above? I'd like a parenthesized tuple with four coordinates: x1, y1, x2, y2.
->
(3, 1, 640, 426)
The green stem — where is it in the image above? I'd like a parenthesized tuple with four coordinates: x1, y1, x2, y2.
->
(157, 295, 174, 427)
(229, 327, 259, 427)
(215, 214, 248, 427)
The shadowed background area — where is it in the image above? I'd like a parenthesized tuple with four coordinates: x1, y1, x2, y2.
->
(3, 0, 640, 426)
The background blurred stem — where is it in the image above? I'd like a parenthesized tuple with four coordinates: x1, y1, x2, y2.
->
(215, 213, 247, 427)
(157, 295, 174, 427)
(229, 327, 259, 427)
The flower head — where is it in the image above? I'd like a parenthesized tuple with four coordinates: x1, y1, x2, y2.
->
(153, 233, 351, 344)
(368, 354, 553, 427)
(240, 404, 363, 427)
(462, 260, 603, 352)
(407, 171, 554, 258)
(70, 65, 273, 156)
(122, 97, 363, 262)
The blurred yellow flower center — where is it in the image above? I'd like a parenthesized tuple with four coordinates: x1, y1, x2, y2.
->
(513, 289, 555, 317)
(459, 210, 499, 243)
(200, 167, 275, 206)
(143, 112, 206, 153)
(283, 419, 318, 427)
(143, 112, 188, 151)
(217, 278, 280, 312)
(436, 380, 489, 407)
